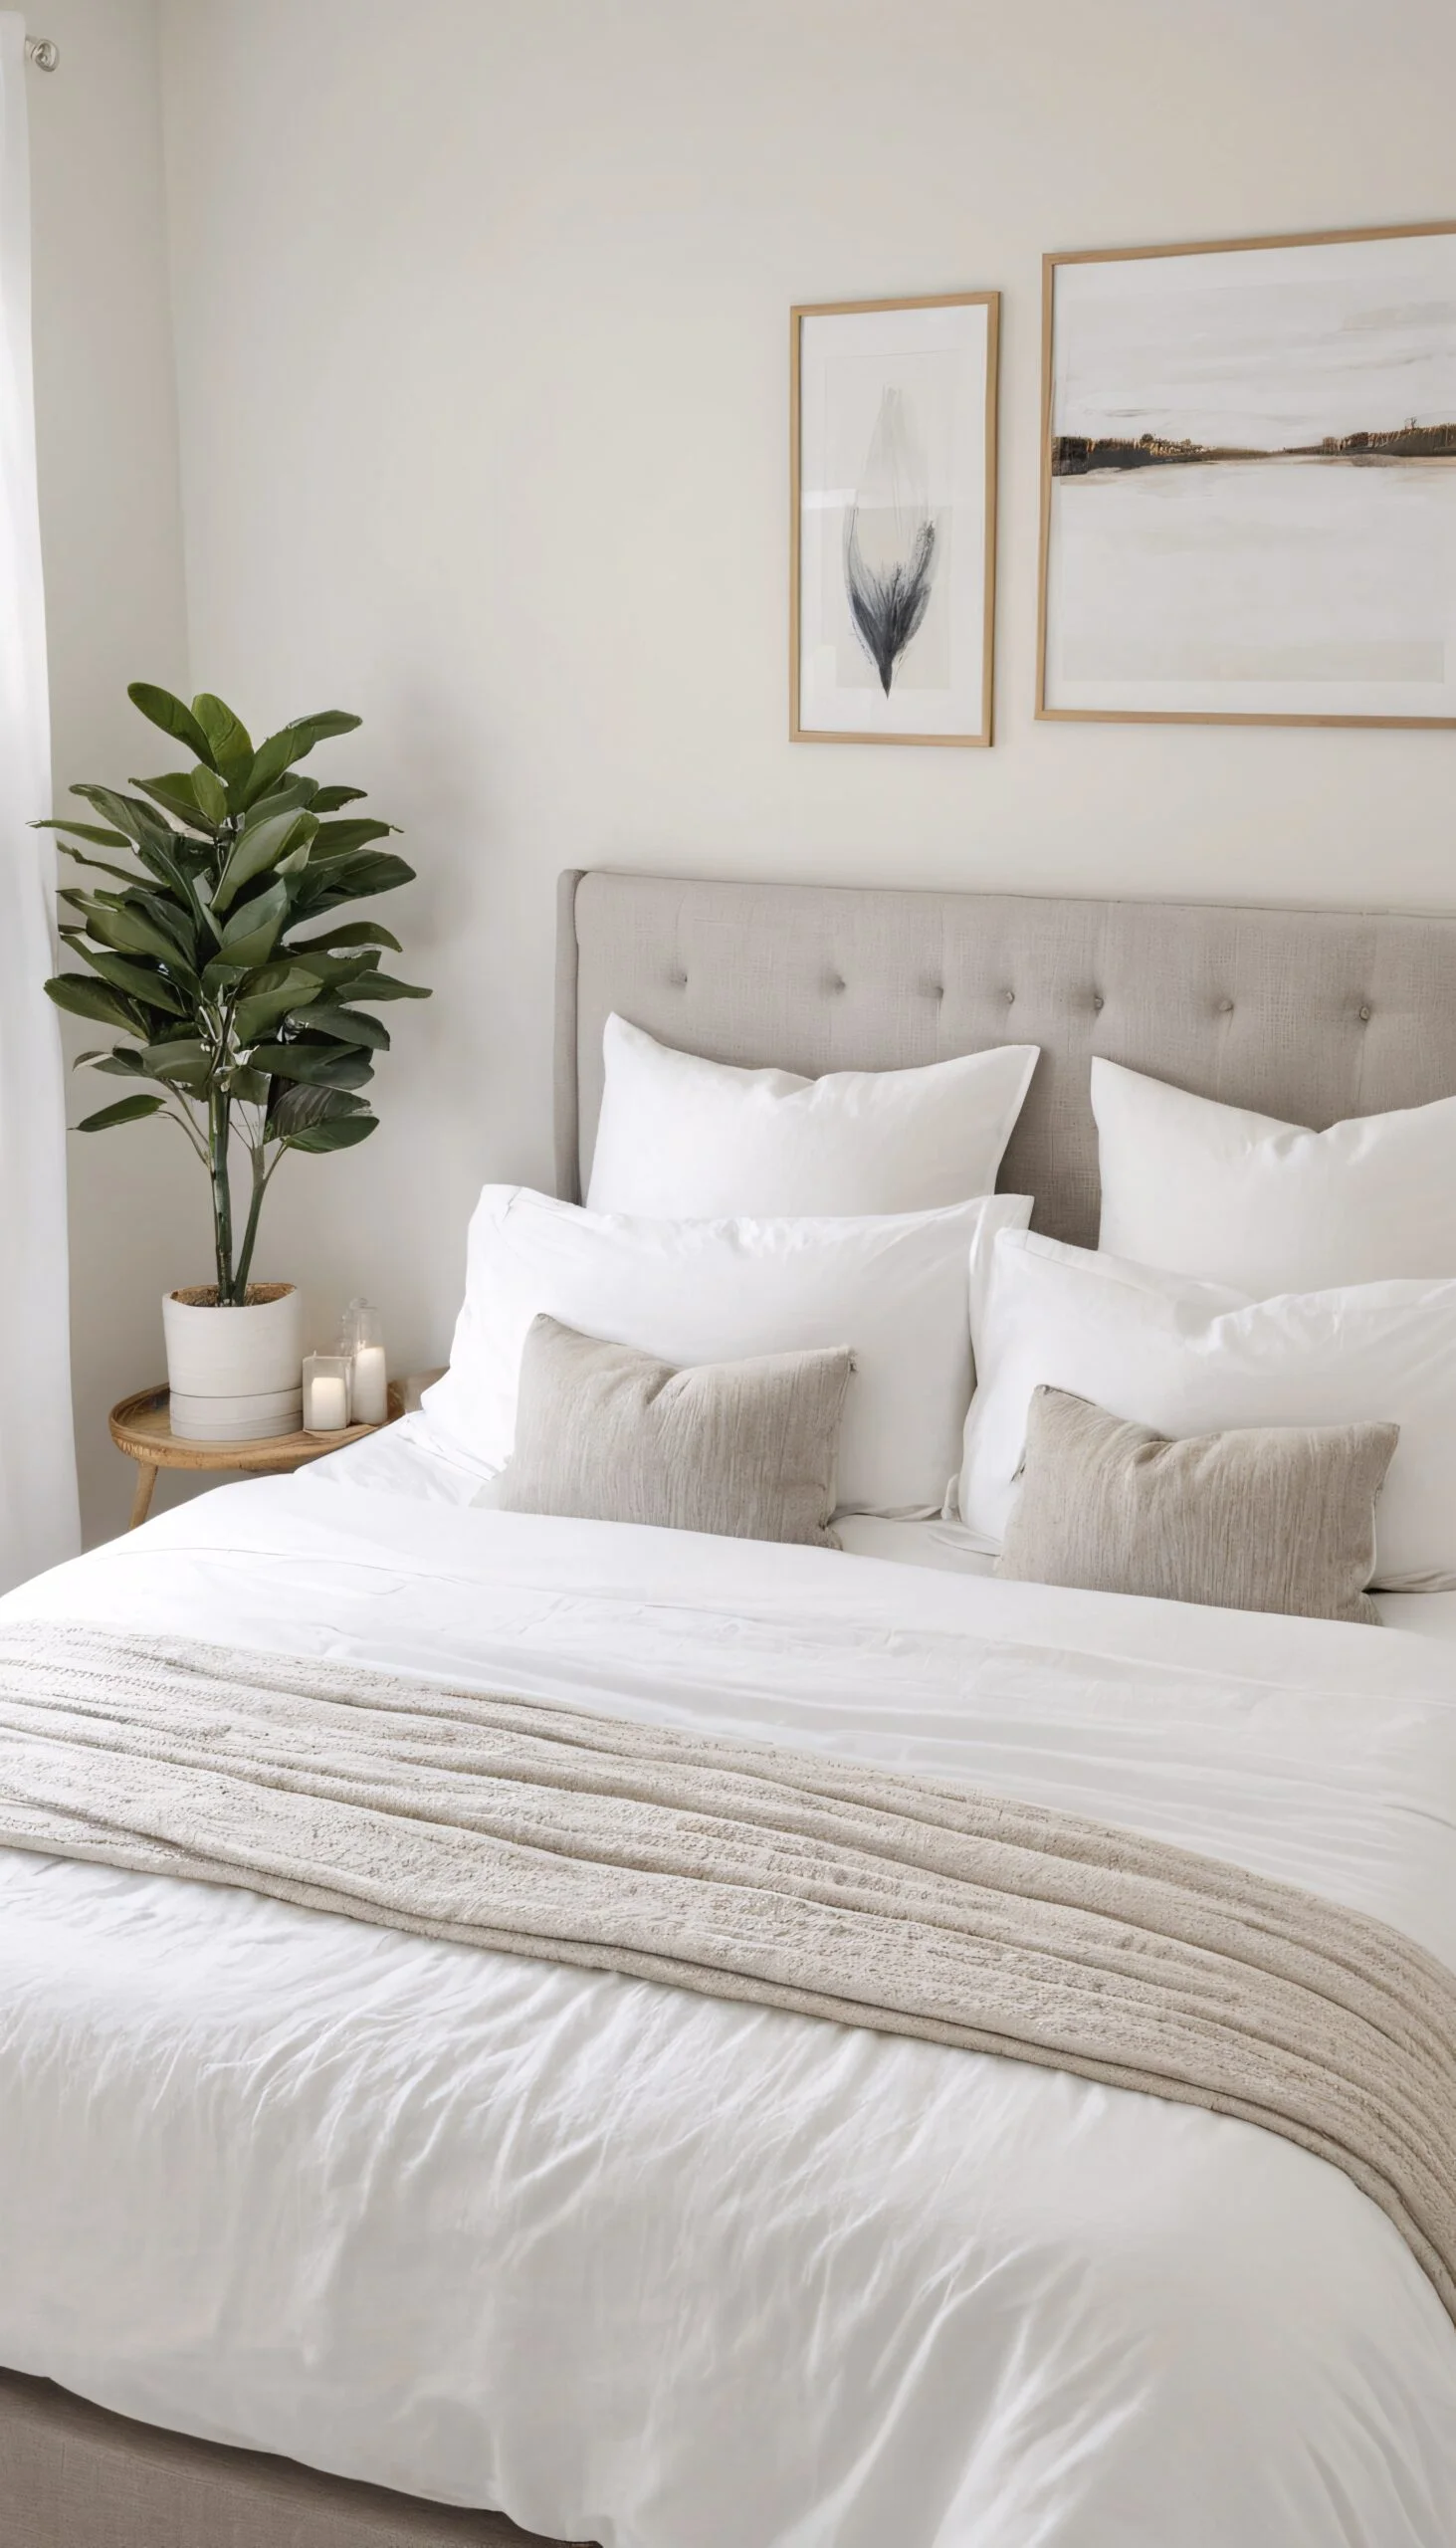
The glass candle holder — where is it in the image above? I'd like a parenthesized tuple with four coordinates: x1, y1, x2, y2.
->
(302, 1353, 352, 1433)
(343, 1297, 388, 1425)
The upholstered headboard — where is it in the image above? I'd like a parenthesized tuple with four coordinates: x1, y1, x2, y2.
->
(555, 870, 1456, 1246)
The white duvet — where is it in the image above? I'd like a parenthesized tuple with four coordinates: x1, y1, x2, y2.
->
(2, 1460, 1455, 2545)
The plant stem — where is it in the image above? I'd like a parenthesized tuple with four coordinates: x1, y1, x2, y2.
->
(208, 1088, 235, 1302)
(160, 1104, 209, 1166)
(233, 1142, 272, 1302)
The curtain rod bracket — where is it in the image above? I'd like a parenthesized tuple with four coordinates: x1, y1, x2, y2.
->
(25, 36, 59, 71)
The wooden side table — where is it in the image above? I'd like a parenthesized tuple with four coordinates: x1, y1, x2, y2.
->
(108, 1381, 407, 1529)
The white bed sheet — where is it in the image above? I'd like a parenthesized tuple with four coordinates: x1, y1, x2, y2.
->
(1, 1469, 1454, 2546)
(310, 1410, 1456, 1629)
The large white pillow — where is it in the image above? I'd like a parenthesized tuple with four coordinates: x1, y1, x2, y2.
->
(420, 1186, 1032, 1518)
(1094, 1057, 1456, 1294)
(585, 1014, 1040, 1216)
(956, 1225, 1456, 1592)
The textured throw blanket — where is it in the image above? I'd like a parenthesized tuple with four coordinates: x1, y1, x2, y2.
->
(1, 1623, 1453, 2325)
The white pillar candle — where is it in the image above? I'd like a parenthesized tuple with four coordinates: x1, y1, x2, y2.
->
(350, 1342, 388, 1425)
(306, 1372, 349, 1430)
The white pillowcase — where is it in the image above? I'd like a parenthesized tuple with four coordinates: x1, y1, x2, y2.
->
(956, 1225, 1456, 1592)
(1094, 1057, 1456, 1294)
(585, 1014, 1040, 1217)
(420, 1186, 1032, 1518)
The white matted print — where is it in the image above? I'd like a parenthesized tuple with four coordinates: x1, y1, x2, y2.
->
(1039, 224, 1456, 727)
(792, 295, 998, 746)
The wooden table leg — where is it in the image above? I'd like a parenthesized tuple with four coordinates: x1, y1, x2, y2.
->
(128, 1461, 158, 1529)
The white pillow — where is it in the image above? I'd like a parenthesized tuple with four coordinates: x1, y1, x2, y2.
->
(585, 1014, 1040, 1216)
(1094, 1057, 1456, 1294)
(421, 1186, 1032, 1518)
(956, 1225, 1456, 1592)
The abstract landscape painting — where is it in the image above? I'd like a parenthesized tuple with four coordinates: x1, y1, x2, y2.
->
(792, 294, 999, 745)
(1039, 224, 1456, 726)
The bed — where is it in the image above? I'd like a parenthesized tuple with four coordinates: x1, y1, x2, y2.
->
(3, 870, 1456, 2547)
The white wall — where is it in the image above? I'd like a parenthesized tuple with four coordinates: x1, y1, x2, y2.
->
(27, 0, 191, 1539)
(38, 0, 1456, 1537)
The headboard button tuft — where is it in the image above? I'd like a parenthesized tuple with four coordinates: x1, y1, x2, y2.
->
(1219, 998, 1234, 1014)
(1092, 993, 1105, 1012)
(1359, 1004, 1372, 1022)
(1003, 989, 1015, 1006)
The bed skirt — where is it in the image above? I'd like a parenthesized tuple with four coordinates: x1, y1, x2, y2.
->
(0, 2369, 592, 2548)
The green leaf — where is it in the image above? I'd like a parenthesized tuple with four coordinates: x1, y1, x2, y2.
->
(354, 972, 431, 1001)
(227, 1066, 272, 1105)
(131, 835, 209, 911)
(309, 785, 367, 814)
(127, 682, 218, 767)
(308, 817, 399, 860)
(292, 709, 361, 745)
(242, 957, 315, 993)
(213, 808, 316, 915)
(287, 949, 378, 986)
(66, 941, 186, 1015)
(286, 1111, 378, 1155)
(286, 920, 401, 956)
(191, 875, 223, 947)
(86, 897, 195, 971)
(140, 1038, 212, 1086)
(269, 1080, 365, 1130)
(76, 1093, 168, 1133)
(34, 818, 133, 848)
(235, 776, 316, 827)
(70, 783, 177, 858)
(70, 798, 198, 912)
(45, 974, 144, 1035)
(56, 845, 149, 889)
(291, 1003, 389, 1050)
(237, 732, 301, 809)
(191, 694, 254, 782)
(199, 956, 251, 995)
(131, 771, 218, 834)
(223, 877, 289, 940)
(232, 969, 322, 1043)
(86, 1049, 149, 1079)
(241, 711, 361, 807)
(218, 879, 289, 968)
(294, 851, 416, 911)
(268, 1080, 375, 1145)
(192, 763, 229, 824)
(250, 1040, 373, 1087)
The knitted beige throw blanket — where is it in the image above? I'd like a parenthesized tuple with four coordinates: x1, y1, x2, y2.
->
(1, 1623, 1452, 2324)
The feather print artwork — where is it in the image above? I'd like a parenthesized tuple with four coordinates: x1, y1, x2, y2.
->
(843, 387, 937, 694)
(792, 294, 996, 743)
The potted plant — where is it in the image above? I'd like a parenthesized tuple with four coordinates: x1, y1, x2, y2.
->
(41, 684, 430, 1439)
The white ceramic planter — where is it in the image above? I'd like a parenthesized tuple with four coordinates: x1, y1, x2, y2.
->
(163, 1283, 304, 1441)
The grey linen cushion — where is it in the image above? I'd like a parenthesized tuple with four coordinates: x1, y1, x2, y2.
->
(498, 1314, 853, 1548)
(995, 1385, 1399, 1625)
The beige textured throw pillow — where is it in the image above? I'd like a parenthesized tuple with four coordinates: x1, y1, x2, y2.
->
(995, 1386, 1398, 1625)
(499, 1315, 853, 1548)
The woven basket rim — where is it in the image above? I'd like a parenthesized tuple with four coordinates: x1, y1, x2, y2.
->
(167, 1282, 296, 1310)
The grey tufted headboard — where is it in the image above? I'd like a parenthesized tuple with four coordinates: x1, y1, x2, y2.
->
(555, 870, 1456, 1247)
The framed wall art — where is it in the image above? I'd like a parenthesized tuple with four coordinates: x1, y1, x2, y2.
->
(1038, 221, 1456, 728)
(791, 292, 999, 746)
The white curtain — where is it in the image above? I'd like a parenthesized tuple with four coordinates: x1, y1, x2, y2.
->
(0, 11, 79, 1585)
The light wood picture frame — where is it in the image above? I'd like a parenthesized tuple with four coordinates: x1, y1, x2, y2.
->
(1037, 220, 1456, 729)
(791, 292, 999, 746)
